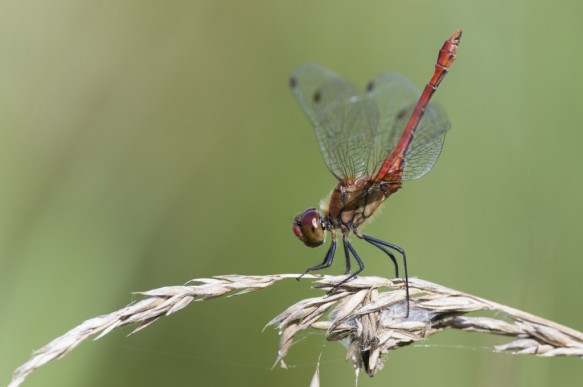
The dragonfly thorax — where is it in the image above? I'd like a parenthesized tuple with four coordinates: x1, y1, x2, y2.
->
(322, 178, 400, 231)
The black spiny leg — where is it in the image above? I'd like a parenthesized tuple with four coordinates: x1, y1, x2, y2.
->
(328, 238, 365, 292)
(365, 241, 399, 278)
(361, 234, 410, 317)
(296, 239, 337, 281)
(343, 238, 351, 274)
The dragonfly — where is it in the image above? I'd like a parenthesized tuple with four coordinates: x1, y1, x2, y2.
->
(291, 29, 461, 316)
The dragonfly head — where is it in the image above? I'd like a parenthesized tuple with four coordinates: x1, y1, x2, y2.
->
(293, 208, 325, 247)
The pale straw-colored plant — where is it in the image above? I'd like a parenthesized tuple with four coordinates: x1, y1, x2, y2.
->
(9, 274, 583, 387)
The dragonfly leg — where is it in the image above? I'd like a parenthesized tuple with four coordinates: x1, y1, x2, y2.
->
(343, 238, 351, 274)
(296, 239, 337, 281)
(365, 238, 398, 277)
(361, 233, 410, 317)
(328, 238, 364, 292)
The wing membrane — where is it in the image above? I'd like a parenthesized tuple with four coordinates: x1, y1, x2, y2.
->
(366, 72, 450, 181)
(290, 63, 378, 180)
(401, 103, 450, 180)
(290, 65, 450, 182)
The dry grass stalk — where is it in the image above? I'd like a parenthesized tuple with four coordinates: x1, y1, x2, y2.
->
(9, 274, 583, 387)
(267, 276, 583, 377)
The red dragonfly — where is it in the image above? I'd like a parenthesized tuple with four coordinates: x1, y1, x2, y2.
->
(291, 29, 461, 315)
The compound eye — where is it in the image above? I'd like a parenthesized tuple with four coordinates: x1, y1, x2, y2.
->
(293, 208, 325, 247)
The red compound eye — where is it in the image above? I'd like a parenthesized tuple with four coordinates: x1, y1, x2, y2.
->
(292, 208, 325, 247)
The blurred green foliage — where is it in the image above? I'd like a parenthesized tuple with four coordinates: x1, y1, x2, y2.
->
(1, 1, 582, 386)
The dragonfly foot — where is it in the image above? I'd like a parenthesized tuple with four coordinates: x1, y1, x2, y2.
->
(296, 272, 308, 281)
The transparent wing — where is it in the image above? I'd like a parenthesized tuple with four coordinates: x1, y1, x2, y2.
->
(366, 72, 451, 181)
(401, 103, 450, 181)
(290, 63, 379, 180)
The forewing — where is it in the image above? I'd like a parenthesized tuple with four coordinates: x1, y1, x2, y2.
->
(366, 72, 450, 181)
(290, 63, 378, 180)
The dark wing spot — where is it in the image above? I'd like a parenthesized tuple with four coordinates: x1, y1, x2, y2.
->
(313, 90, 321, 103)
(396, 108, 407, 120)
(289, 76, 297, 88)
(366, 81, 375, 92)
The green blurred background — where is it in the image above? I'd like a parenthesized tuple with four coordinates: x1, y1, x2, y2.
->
(1, 0, 582, 386)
